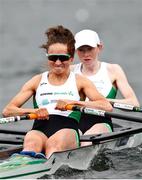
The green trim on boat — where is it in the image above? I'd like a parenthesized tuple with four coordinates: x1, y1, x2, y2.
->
(0, 168, 50, 179)
(0, 154, 48, 179)
(0, 154, 46, 172)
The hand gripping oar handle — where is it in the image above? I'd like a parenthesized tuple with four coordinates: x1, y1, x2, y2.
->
(65, 105, 142, 123)
(111, 102, 142, 112)
(0, 113, 38, 124)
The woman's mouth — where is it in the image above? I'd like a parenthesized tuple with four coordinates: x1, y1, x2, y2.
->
(83, 58, 92, 62)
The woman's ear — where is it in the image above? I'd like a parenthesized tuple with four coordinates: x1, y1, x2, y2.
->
(98, 41, 104, 51)
(70, 57, 74, 63)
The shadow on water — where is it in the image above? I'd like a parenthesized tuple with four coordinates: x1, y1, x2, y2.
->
(40, 166, 85, 179)
(39, 145, 142, 179)
(39, 151, 114, 179)
(89, 151, 114, 171)
(1, 144, 142, 179)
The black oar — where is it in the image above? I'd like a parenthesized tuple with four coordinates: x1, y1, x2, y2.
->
(0, 129, 26, 135)
(80, 126, 142, 143)
(0, 113, 38, 124)
(0, 106, 141, 146)
(0, 139, 23, 145)
(65, 105, 142, 123)
(1, 127, 142, 150)
(1, 127, 142, 146)
(0, 133, 24, 145)
(111, 102, 142, 112)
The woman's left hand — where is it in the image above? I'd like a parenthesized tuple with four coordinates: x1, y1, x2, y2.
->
(55, 99, 77, 111)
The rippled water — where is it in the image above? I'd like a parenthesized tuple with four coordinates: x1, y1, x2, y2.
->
(41, 146, 142, 179)
(0, 145, 142, 179)
(0, 0, 142, 179)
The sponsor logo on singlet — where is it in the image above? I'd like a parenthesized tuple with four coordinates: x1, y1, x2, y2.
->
(40, 93, 53, 96)
(40, 91, 74, 96)
(42, 99, 57, 105)
(54, 91, 74, 96)
(40, 91, 74, 106)
(40, 82, 48, 86)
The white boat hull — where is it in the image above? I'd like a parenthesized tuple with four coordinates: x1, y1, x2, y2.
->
(0, 131, 142, 179)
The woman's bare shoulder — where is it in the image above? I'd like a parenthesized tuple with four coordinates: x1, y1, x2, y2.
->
(23, 73, 42, 90)
(106, 63, 123, 74)
(75, 73, 93, 86)
(31, 73, 42, 81)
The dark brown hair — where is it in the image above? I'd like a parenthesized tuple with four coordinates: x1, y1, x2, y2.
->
(41, 25, 75, 58)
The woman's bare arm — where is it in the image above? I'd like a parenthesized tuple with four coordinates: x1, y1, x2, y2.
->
(108, 64, 139, 106)
(2, 74, 41, 116)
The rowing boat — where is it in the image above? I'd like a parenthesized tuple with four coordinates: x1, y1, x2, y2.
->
(0, 123, 142, 179)
(0, 104, 142, 179)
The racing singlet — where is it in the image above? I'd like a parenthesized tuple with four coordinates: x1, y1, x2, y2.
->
(33, 71, 81, 122)
(73, 62, 117, 98)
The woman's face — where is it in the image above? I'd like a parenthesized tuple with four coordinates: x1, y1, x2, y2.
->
(76, 45, 100, 65)
(47, 43, 73, 75)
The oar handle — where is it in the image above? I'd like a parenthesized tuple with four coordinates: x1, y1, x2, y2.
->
(65, 105, 142, 123)
(0, 113, 38, 124)
(111, 102, 142, 112)
(26, 113, 38, 120)
(65, 104, 82, 111)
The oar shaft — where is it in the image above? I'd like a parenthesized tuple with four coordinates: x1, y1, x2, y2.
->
(111, 102, 142, 112)
(0, 139, 23, 145)
(66, 105, 142, 123)
(80, 126, 142, 143)
(0, 129, 26, 135)
(105, 111, 142, 123)
(0, 114, 38, 124)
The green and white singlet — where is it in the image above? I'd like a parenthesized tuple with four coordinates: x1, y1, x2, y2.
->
(73, 62, 115, 133)
(33, 71, 81, 123)
(73, 62, 117, 98)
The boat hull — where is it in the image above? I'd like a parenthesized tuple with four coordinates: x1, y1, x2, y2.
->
(0, 131, 142, 179)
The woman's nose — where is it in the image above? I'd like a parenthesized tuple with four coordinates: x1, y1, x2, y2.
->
(55, 59, 62, 64)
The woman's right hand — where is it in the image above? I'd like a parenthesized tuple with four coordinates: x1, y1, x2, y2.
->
(34, 108, 49, 120)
